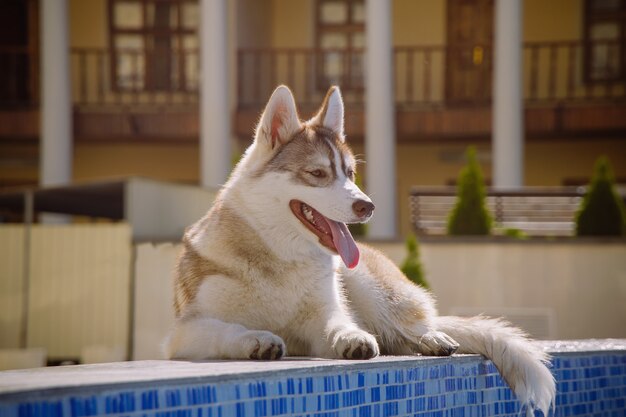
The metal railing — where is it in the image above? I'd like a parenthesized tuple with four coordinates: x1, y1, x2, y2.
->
(0, 40, 624, 109)
(70, 47, 199, 107)
(238, 40, 626, 107)
(0, 47, 200, 108)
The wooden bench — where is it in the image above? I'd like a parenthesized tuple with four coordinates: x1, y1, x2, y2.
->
(409, 187, 585, 237)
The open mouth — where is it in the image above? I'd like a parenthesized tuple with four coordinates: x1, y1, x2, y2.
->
(289, 200, 360, 269)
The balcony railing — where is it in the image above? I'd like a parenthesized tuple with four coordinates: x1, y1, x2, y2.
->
(238, 40, 626, 107)
(0, 47, 199, 108)
(70, 48, 199, 107)
(0, 40, 624, 109)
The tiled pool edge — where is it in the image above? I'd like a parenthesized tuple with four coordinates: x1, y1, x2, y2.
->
(1, 340, 625, 417)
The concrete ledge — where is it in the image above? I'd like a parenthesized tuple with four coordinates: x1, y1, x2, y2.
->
(0, 355, 483, 399)
(1, 340, 625, 417)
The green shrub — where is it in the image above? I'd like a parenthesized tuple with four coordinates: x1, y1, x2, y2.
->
(503, 228, 528, 240)
(400, 234, 430, 289)
(575, 156, 626, 236)
(447, 147, 493, 235)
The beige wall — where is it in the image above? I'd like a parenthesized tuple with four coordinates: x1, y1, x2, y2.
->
(238, 0, 274, 48)
(266, 0, 584, 49)
(67, 0, 589, 51)
(526, 140, 626, 185)
(132, 240, 626, 359)
(133, 242, 178, 360)
(369, 240, 626, 340)
(524, 0, 583, 42)
(393, 0, 446, 46)
(0, 226, 25, 349)
(0, 224, 132, 359)
(395, 0, 584, 46)
(271, 0, 314, 48)
(392, 139, 626, 188)
(70, 0, 108, 48)
(73, 143, 200, 183)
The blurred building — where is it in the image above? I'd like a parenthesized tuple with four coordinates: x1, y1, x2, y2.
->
(1, 0, 625, 237)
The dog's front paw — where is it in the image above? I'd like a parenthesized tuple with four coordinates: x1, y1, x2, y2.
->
(333, 329, 379, 360)
(239, 331, 286, 360)
(416, 330, 459, 356)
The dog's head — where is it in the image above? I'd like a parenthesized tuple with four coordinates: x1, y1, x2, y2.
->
(239, 85, 373, 269)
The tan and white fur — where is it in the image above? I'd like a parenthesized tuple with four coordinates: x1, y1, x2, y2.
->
(165, 86, 555, 416)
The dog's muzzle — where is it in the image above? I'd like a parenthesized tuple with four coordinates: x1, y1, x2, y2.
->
(352, 199, 375, 220)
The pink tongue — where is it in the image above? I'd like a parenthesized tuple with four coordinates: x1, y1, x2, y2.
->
(326, 220, 360, 269)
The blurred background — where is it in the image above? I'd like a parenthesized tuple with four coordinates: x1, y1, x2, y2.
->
(0, 0, 624, 369)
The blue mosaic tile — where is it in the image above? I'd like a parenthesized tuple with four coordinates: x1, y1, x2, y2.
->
(2, 351, 626, 417)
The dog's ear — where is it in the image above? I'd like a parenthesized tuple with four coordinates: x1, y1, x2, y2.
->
(309, 86, 344, 140)
(255, 85, 301, 151)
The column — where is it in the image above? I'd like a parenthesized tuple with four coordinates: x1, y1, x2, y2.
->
(365, 0, 397, 239)
(493, 0, 524, 188)
(200, 0, 231, 189)
(40, 0, 72, 188)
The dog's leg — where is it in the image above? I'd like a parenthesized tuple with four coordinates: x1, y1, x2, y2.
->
(341, 244, 459, 356)
(164, 314, 285, 360)
(342, 245, 555, 415)
(305, 314, 380, 360)
(323, 314, 380, 360)
(296, 278, 379, 360)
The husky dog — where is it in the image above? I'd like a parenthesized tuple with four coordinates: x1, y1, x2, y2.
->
(165, 86, 555, 415)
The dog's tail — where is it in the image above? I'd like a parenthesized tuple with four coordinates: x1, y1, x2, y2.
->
(434, 315, 555, 416)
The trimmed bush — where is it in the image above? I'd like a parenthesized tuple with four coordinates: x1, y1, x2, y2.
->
(575, 156, 626, 236)
(447, 147, 492, 235)
(503, 227, 528, 240)
(400, 234, 430, 289)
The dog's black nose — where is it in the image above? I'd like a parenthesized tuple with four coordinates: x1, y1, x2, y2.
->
(352, 200, 375, 219)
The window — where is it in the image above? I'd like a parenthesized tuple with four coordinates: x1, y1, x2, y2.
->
(0, 0, 39, 106)
(108, 0, 198, 91)
(584, 0, 626, 82)
(316, 0, 365, 91)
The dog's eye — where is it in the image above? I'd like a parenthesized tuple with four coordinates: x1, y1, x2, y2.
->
(347, 169, 355, 180)
(309, 169, 325, 178)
